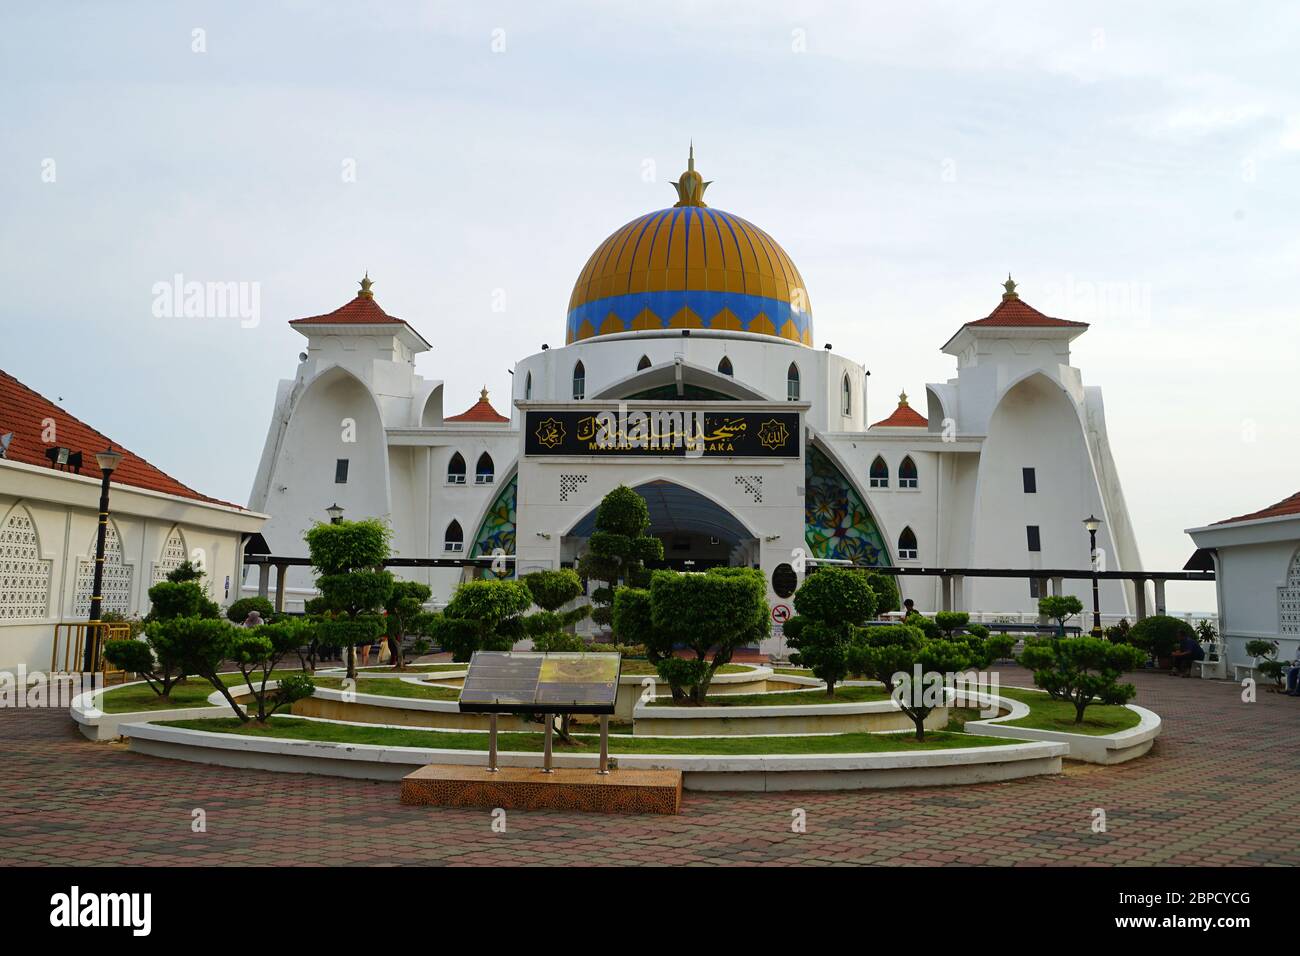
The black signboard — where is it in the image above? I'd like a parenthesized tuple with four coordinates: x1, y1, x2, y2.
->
(524, 409, 799, 458)
(458, 651, 621, 714)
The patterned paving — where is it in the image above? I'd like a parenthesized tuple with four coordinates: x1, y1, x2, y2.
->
(0, 666, 1295, 866)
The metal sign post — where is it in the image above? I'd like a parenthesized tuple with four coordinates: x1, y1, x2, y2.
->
(542, 715, 554, 773)
(597, 714, 610, 775)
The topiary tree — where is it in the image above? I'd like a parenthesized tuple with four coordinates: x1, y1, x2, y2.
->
(305, 518, 394, 680)
(226, 618, 317, 722)
(985, 632, 1017, 663)
(576, 486, 665, 630)
(226, 596, 275, 624)
(104, 565, 225, 698)
(102, 637, 185, 700)
(434, 578, 533, 662)
(1129, 614, 1195, 666)
(153, 616, 250, 717)
(863, 571, 900, 614)
(522, 569, 591, 653)
(1019, 635, 1147, 722)
(785, 567, 878, 696)
(1244, 639, 1284, 687)
(645, 567, 768, 703)
(848, 624, 974, 741)
(934, 611, 970, 637)
(612, 586, 654, 651)
(1038, 595, 1084, 636)
(384, 580, 432, 670)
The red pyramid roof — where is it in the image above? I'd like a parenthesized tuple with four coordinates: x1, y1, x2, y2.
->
(966, 293, 1089, 330)
(1214, 490, 1300, 526)
(289, 292, 406, 327)
(446, 387, 510, 424)
(871, 392, 928, 428)
(0, 369, 238, 507)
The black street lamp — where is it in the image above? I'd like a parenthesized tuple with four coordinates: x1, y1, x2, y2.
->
(326, 503, 345, 525)
(1083, 514, 1103, 635)
(84, 445, 124, 672)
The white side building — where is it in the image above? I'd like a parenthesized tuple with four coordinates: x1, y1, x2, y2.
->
(0, 369, 265, 672)
(1187, 492, 1300, 670)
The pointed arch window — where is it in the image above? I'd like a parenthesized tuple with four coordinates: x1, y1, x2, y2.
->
(1280, 548, 1300, 635)
(637, 355, 651, 371)
(841, 374, 852, 416)
(447, 452, 466, 485)
(0, 506, 51, 621)
(572, 361, 586, 400)
(475, 452, 495, 485)
(869, 456, 889, 489)
(524, 371, 532, 400)
(444, 520, 464, 553)
(718, 356, 733, 377)
(899, 456, 918, 489)
(787, 363, 800, 401)
(898, 527, 918, 561)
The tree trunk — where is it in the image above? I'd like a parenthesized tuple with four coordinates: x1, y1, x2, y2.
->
(346, 644, 357, 681)
(390, 634, 405, 671)
(826, 680, 836, 698)
(914, 713, 926, 742)
(1074, 697, 1088, 723)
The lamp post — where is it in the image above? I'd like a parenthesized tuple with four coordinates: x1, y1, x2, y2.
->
(326, 503, 344, 525)
(1083, 514, 1102, 635)
(84, 445, 124, 672)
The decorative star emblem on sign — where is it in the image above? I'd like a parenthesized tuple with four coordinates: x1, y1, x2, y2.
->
(535, 417, 566, 449)
(756, 418, 789, 451)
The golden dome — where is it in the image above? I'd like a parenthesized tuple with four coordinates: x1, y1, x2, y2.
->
(565, 151, 813, 346)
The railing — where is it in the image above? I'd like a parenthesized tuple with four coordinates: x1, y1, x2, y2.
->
(51, 621, 132, 678)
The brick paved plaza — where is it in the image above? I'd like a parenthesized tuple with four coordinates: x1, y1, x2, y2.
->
(1, 666, 1295, 867)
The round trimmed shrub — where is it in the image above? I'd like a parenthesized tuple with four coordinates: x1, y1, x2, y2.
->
(1128, 615, 1194, 659)
(226, 596, 275, 624)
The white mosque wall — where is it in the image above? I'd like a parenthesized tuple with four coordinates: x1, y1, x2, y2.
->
(967, 371, 1128, 616)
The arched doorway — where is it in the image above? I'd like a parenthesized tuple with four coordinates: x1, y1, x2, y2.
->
(564, 479, 759, 571)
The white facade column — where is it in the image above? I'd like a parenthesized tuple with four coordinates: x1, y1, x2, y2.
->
(1133, 578, 1147, 621)
(1153, 578, 1166, 616)
(257, 563, 270, 599)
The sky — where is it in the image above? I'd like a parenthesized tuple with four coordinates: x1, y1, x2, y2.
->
(3, 1, 1299, 613)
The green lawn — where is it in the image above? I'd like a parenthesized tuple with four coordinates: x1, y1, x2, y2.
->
(647, 683, 889, 707)
(771, 666, 813, 677)
(996, 686, 1141, 735)
(98, 670, 309, 713)
(353, 663, 466, 673)
(158, 716, 1020, 755)
(311, 677, 461, 701)
(616, 660, 751, 677)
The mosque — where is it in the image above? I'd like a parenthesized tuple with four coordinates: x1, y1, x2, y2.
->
(247, 150, 1143, 637)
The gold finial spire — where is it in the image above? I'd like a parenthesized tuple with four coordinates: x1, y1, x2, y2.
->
(358, 272, 375, 299)
(479, 385, 489, 402)
(672, 142, 711, 207)
(898, 390, 910, 407)
(1002, 273, 1018, 300)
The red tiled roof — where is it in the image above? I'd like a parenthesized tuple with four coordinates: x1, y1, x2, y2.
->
(966, 294, 1089, 330)
(289, 293, 406, 327)
(446, 388, 510, 424)
(0, 369, 237, 508)
(871, 393, 928, 428)
(1214, 491, 1300, 526)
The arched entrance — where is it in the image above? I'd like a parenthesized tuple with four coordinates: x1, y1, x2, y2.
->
(565, 479, 759, 571)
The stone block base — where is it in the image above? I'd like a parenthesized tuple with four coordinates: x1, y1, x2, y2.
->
(399, 763, 682, 815)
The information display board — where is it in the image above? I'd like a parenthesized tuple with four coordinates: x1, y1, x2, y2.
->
(458, 651, 621, 715)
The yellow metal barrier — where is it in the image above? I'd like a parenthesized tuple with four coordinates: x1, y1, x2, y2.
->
(51, 622, 132, 678)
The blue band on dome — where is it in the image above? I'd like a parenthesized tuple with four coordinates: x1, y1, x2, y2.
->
(566, 290, 810, 342)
